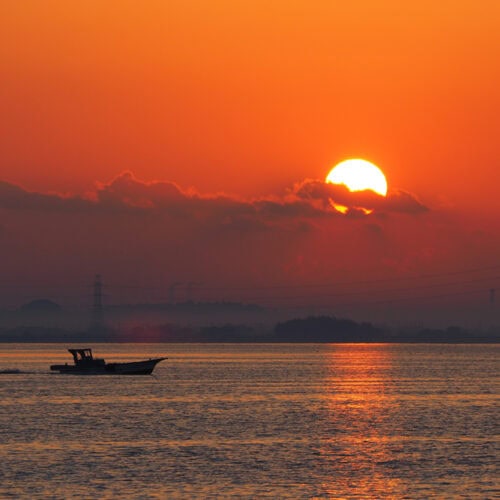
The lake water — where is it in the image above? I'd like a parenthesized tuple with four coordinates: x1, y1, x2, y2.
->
(0, 343, 498, 498)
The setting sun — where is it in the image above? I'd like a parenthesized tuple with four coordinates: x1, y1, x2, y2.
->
(326, 159, 388, 197)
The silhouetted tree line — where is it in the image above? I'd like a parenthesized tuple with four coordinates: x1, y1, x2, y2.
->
(273, 318, 499, 343)
(273, 316, 383, 342)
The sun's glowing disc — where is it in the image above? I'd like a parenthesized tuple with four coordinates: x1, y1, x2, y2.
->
(326, 159, 388, 196)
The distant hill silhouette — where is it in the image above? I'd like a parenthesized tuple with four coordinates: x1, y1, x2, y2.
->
(21, 299, 61, 313)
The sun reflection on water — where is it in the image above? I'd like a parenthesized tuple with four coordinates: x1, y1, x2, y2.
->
(319, 344, 404, 497)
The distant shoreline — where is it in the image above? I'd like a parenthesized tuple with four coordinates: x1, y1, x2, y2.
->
(0, 340, 498, 344)
(1, 315, 498, 344)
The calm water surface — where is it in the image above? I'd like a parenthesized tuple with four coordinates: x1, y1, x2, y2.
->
(0, 343, 498, 498)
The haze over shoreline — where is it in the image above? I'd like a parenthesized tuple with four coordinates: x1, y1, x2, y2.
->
(1, 313, 497, 344)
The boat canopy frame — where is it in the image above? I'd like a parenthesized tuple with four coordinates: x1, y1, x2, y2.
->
(68, 348, 94, 363)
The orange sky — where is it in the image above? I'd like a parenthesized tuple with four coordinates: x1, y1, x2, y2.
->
(1, 0, 499, 209)
(0, 1, 499, 322)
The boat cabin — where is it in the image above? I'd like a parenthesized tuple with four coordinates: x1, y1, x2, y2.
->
(69, 348, 96, 364)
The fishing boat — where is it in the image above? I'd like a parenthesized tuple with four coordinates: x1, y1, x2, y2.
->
(50, 348, 166, 375)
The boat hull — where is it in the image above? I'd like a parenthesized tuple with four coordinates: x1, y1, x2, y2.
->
(50, 357, 166, 375)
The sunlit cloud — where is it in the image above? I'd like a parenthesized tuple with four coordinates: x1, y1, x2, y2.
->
(292, 179, 428, 215)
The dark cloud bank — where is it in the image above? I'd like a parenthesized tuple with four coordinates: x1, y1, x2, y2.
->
(0, 171, 428, 225)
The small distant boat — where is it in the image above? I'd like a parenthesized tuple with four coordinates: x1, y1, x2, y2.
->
(50, 348, 166, 375)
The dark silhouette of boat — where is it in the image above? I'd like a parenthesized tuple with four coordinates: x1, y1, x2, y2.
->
(50, 348, 166, 375)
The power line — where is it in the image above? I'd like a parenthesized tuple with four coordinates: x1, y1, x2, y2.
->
(197, 264, 500, 291)
(312, 287, 490, 309)
(1, 264, 498, 309)
(104, 263, 500, 292)
(0, 264, 498, 291)
(207, 276, 500, 303)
